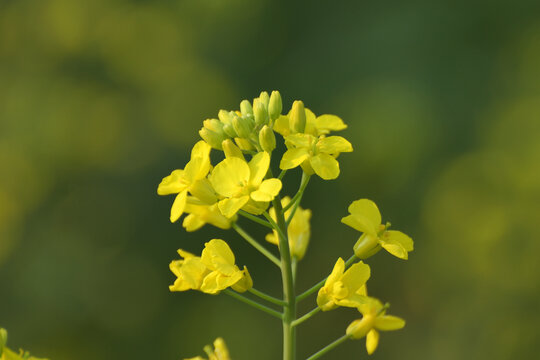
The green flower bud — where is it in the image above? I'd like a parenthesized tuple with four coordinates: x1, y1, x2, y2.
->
(235, 137, 254, 151)
(268, 90, 282, 121)
(258, 91, 270, 108)
(218, 109, 232, 124)
(222, 139, 245, 160)
(203, 119, 225, 135)
(353, 233, 382, 259)
(199, 128, 225, 150)
(240, 100, 253, 117)
(222, 123, 238, 138)
(259, 125, 276, 153)
(290, 100, 306, 133)
(253, 98, 269, 126)
(232, 114, 254, 138)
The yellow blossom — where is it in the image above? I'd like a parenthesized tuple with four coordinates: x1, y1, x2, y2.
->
(317, 257, 370, 311)
(341, 199, 414, 260)
(279, 133, 352, 180)
(182, 200, 235, 232)
(266, 197, 311, 260)
(209, 152, 282, 218)
(169, 240, 252, 295)
(184, 337, 231, 360)
(157, 141, 216, 223)
(346, 297, 405, 355)
(274, 107, 347, 138)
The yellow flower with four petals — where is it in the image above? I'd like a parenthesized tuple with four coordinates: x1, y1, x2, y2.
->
(342, 199, 414, 260)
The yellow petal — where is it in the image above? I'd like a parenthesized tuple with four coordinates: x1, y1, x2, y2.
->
(316, 287, 337, 311)
(157, 169, 188, 195)
(384, 230, 414, 252)
(218, 196, 249, 218)
(280, 148, 310, 169)
(182, 214, 205, 232)
(325, 257, 345, 287)
(231, 266, 253, 293)
(189, 179, 218, 205)
(315, 114, 347, 134)
(184, 154, 211, 183)
(284, 133, 313, 148)
(200, 271, 220, 294)
(170, 190, 188, 223)
(251, 178, 282, 202)
(379, 236, 408, 260)
(303, 108, 318, 136)
(210, 158, 250, 197)
(375, 315, 406, 331)
(248, 152, 271, 186)
(317, 136, 353, 154)
(346, 316, 376, 339)
(340, 261, 371, 294)
(366, 329, 379, 355)
(201, 239, 237, 274)
(310, 153, 340, 180)
(273, 115, 291, 136)
(213, 337, 231, 360)
(342, 199, 381, 235)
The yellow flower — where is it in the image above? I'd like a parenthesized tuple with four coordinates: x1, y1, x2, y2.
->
(341, 199, 414, 260)
(209, 152, 282, 218)
(182, 201, 235, 232)
(157, 141, 216, 223)
(346, 297, 405, 355)
(169, 240, 252, 295)
(279, 133, 353, 180)
(274, 107, 347, 137)
(316, 257, 370, 311)
(266, 197, 311, 260)
(184, 337, 231, 360)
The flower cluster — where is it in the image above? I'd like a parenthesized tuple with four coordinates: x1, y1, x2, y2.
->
(158, 91, 413, 359)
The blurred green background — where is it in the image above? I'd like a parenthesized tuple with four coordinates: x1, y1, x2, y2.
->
(1, 0, 540, 359)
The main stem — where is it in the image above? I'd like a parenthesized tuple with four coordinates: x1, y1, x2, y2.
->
(273, 197, 296, 360)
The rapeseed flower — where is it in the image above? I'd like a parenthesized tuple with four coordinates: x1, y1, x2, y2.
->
(169, 240, 251, 294)
(274, 107, 347, 137)
(157, 141, 215, 223)
(279, 132, 352, 180)
(182, 201, 234, 232)
(346, 297, 405, 355)
(210, 152, 282, 218)
(266, 197, 311, 260)
(184, 337, 231, 360)
(342, 199, 414, 260)
(317, 257, 370, 311)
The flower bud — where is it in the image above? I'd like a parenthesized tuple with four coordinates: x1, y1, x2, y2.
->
(203, 118, 225, 134)
(258, 91, 270, 108)
(353, 233, 381, 259)
(259, 125, 276, 153)
(253, 98, 269, 126)
(240, 99, 253, 117)
(199, 128, 225, 150)
(268, 90, 282, 120)
(346, 315, 376, 339)
(222, 123, 238, 138)
(218, 109, 232, 124)
(290, 100, 306, 133)
(232, 115, 254, 138)
(222, 139, 245, 160)
(234, 137, 254, 151)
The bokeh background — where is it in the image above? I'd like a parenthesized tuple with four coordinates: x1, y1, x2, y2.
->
(1, 0, 540, 359)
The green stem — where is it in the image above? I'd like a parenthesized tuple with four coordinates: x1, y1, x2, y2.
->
(306, 335, 350, 360)
(238, 210, 274, 229)
(283, 173, 311, 212)
(296, 254, 358, 302)
(232, 223, 281, 267)
(248, 288, 286, 307)
(271, 197, 297, 360)
(291, 307, 320, 327)
(278, 169, 287, 180)
(285, 173, 311, 225)
(224, 289, 283, 319)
